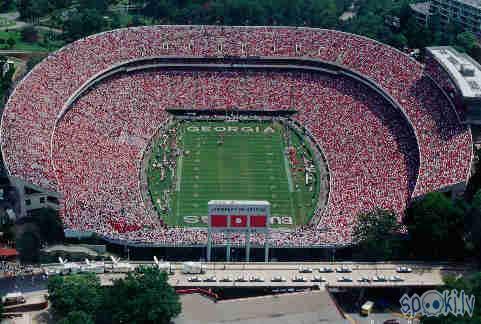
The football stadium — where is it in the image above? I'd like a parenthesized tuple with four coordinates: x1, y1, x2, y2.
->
(0, 26, 473, 249)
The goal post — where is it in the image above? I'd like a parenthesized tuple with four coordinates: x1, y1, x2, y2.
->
(207, 200, 270, 262)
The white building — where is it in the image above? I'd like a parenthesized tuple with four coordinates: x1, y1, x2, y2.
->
(426, 46, 481, 138)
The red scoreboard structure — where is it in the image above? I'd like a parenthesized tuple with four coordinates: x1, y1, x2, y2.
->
(207, 200, 270, 262)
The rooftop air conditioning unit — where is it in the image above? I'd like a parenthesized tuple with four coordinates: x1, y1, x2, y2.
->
(460, 64, 475, 77)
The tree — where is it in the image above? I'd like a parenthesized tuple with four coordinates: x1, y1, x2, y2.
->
(405, 192, 465, 260)
(353, 208, 404, 260)
(0, 0, 13, 12)
(31, 208, 64, 244)
(49, 0, 70, 10)
(16, 230, 40, 263)
(403, 17, 432, 49)
(0, 55, 14, 107)
(63, 9, 106, 41)
(142, 0, 178, 21)
(6, 37, 15, 49)
(464, 190, 481, 261)
(18, 0, 34, 19)
(441, 22, 464, 45)
(0, 220, 16, 243)
(456, 31, 477, 53)
(103, 266, 181, 324)
(470, 44, 481, 64)
(48, 267, 181, 323)
(0, 55, 14, 93)
(17, 0, 51, 19)
(140, 0, 344, 27)
(26, 55, 45, 73)
(389, 33, 408, 49)
(78, 0, 110, 13)
(58, 311, 94, 324)
(423, 273, 481, 323)
(48, 273, 103, 319)
(21, 26, 39, 43)
(465, 147, 481, 202)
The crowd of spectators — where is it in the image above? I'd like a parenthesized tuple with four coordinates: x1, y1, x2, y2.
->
(51, 70, 416, 246)
(424, 53, 465, 118)
(0, 26, 473, 247)
(0, 261, 34, 277)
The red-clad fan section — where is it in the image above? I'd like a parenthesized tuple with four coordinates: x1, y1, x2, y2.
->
(0, 26, 472, 247)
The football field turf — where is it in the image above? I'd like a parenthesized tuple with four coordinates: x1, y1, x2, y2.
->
(147, 119, 319, 228)
(172, 121, 295, 226)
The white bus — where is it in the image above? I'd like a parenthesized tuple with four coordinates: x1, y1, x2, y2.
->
(361, 301, 374, 316)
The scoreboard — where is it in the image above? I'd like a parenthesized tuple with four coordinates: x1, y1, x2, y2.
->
(208, 200, 270, 231)
(207, 200, 270, 261)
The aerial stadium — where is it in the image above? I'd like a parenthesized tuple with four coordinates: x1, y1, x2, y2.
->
(0, 26, 474, 250)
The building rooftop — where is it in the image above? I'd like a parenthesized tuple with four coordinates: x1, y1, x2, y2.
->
(410, 2, 431, 15)
(427, 46, 481, 99)
(175, 290, 344, 324)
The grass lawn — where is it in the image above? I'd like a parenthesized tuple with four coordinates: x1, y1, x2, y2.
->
(148, 120, 319, 228)
(0, 17, 14, 28)
(0, 30, 60, 51)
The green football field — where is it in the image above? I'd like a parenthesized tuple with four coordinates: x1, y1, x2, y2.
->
(147, 120, 318, 228)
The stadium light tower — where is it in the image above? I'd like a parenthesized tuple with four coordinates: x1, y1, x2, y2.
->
(207, 200, 270, 262)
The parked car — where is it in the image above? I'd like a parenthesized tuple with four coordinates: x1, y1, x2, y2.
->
(2, 292, 25, 306)
(336, 266, 352, 273)
(299, 266, 313, 273)
(389, 275, 403, 282)
(372, 275, 387, 282)
(271, 276, 286, 282)
(383, 320, 400, 324)
(292, 275, 306, 282)
(396, 266, 412, 273)
(319, 267, 333, 273)
(311, 275, 326, 282)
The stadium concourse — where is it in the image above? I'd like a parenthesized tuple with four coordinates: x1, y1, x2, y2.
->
(0, 26, 473, 248)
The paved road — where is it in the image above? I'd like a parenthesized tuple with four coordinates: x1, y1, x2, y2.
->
(160, 262, 447, 288)
(1, 261, 467, 294)
(97, 261, 463, 288)
(0, 12, 27, 31)
(347, 312, 420, 324)
(0, 275, 47, 296)
(0, 261, 467, 324)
